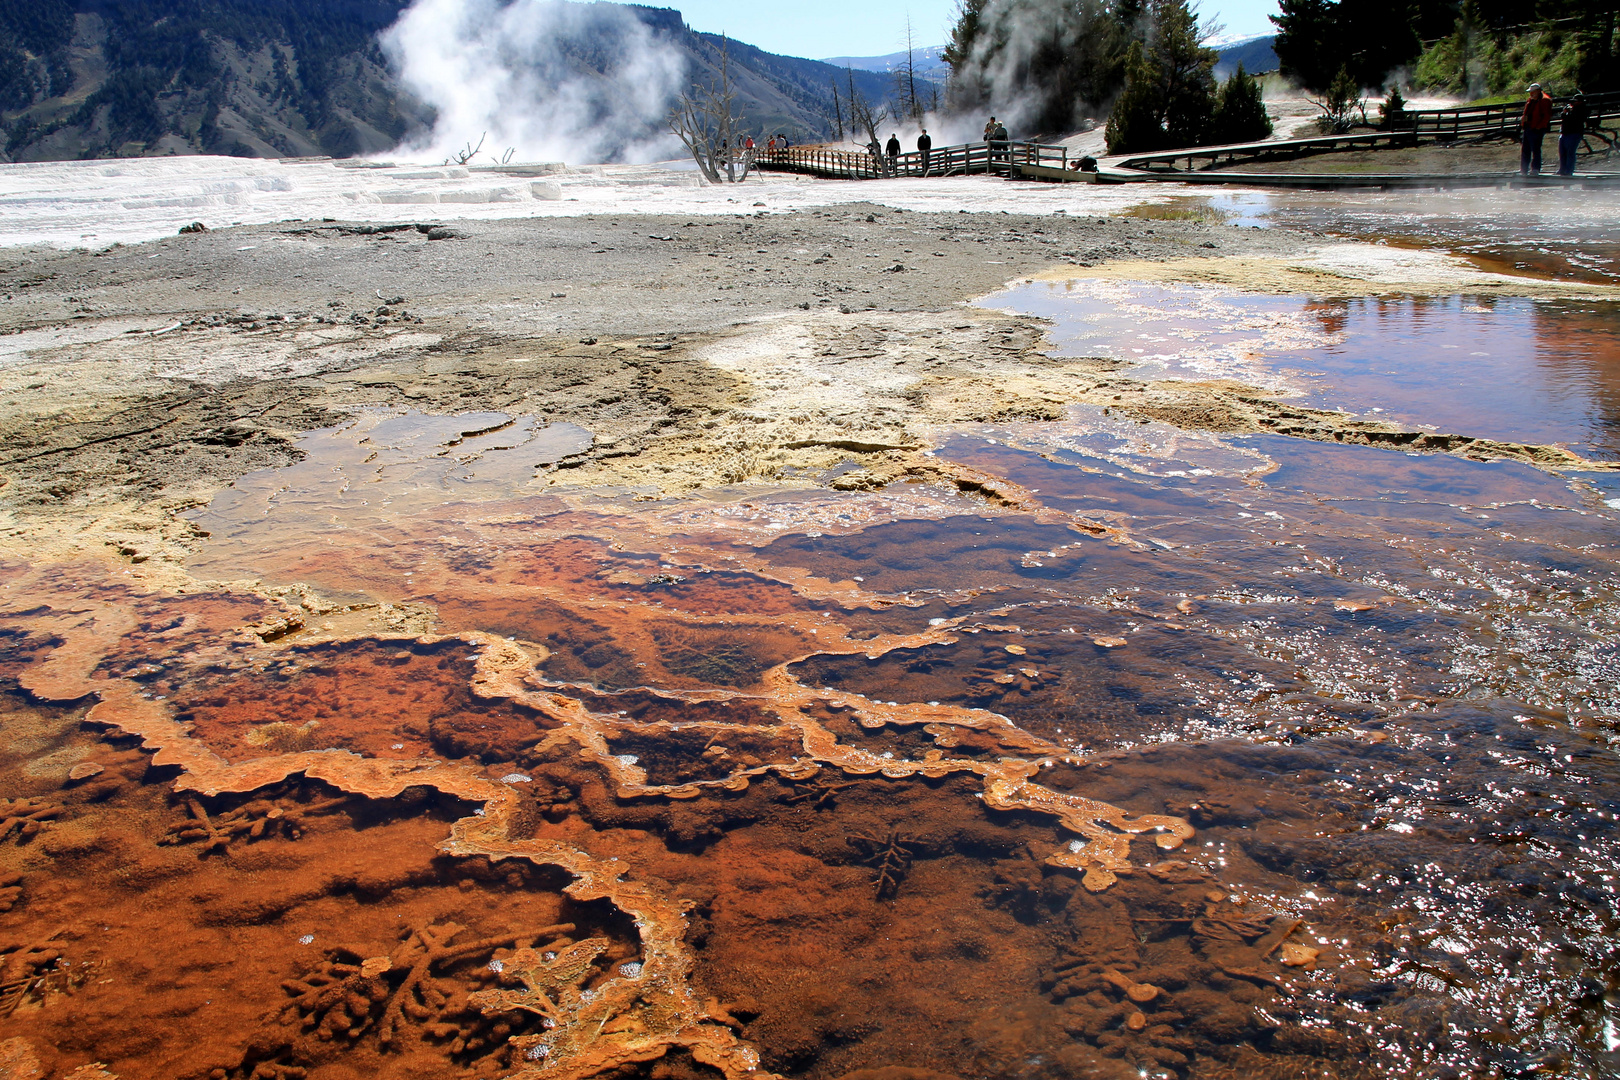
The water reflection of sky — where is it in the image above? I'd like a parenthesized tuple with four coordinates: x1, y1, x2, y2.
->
(1203, 188, 1620, 283)
(992, 279, 1620, 460)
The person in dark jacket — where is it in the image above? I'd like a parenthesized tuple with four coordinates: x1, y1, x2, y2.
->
(1520, 83, 1553, 175)
(991, 120, 1010, 164)
(1557, 92, 1589, 176)
(917, 128, 932, 176)
(885, 133, 901, 170)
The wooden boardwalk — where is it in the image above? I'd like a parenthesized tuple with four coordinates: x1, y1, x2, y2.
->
(1095, 168, 1620, 189)
(1109, 91, 1620, 178)
(753, 140, 1072, 180)
(748, 96, 1619, 190)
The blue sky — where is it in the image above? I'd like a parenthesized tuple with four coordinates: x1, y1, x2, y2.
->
(661, 0, 1281, 60)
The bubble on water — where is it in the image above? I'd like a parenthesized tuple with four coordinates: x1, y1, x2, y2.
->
(499, 772, 532, 783)
(488, 959, 504, 973)
(618, 961, 643, 977)
(297, 934, 314, 945)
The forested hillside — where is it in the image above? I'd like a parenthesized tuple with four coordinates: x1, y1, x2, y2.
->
(0, 0, 891, 162)
(1271, 0, 1614, 95)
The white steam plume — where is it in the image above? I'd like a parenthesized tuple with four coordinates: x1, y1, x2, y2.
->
(380, 0, 688, 165)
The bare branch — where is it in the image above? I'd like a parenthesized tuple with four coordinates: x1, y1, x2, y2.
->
(667, 35, 754, 183)
(445, 132, 486, 166)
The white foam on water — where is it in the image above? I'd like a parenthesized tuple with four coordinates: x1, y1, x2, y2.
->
(0, 155, 1168, 249)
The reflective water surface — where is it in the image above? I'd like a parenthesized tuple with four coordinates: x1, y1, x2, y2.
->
(994, 279, 1620, 460)
(1206, 187, 1620, 284)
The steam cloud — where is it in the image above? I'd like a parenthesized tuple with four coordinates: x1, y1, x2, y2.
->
(945, 0, 1149, 137)
(381, 0, 688, 165)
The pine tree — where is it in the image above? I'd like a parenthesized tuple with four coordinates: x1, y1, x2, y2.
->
(941, 0, 988, 73)
(1211, 63, 1272, 144)
(1153, 0, 1216, 148)
(1272, 0, 1337, 92)
(1105, 42, 1166, 153)
(1104, 0, 1217, 153)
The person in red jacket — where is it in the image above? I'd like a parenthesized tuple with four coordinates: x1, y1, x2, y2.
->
(1520, 83, 1553, 175)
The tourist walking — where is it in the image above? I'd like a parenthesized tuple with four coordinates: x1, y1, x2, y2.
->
(1519, 83, 1553, 175)
(917, 128, 932, 176)
(1557, 92, 1589, 177)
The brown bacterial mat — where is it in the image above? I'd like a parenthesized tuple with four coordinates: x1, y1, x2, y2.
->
(2, 414, 1619, 1080)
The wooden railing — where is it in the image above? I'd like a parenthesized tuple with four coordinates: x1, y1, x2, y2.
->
(1113, 91, 1620, 175)
(1387, 90, 1620, 141)
(753, 140, 1070, 180)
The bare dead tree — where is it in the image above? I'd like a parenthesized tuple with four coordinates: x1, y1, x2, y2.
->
(921, 79, 940, 116)
(446, 132, 486, 166)
(668, 36, 754, 183)
(830, 78, 845, 141)
(901, 17, 922, 123)
(845, 67, 890, 174)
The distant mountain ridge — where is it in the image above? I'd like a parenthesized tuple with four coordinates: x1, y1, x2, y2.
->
(0, 0, 893, 162)
(1214, 34, 1279, 80)
(821, 45, 949, 80)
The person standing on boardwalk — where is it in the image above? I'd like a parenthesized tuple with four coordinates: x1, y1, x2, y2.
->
(992, 119, 1010, 164)
(917, 128, 932, 176)
(1519, 83, 1553, 175)
(885, 133, 901, 171)
(1557, 92, 1589, 176)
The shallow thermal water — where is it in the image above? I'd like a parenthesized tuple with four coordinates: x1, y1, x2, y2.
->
(1206, 187, 1620, 284)
(5, 226, 1620, 1079)
(993, 277, 1620, 460)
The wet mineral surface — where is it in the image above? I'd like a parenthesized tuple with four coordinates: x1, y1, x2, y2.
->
(1, 200, 1618, 1080)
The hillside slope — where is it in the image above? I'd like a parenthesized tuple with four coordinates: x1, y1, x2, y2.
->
(0, 0, 891, 163)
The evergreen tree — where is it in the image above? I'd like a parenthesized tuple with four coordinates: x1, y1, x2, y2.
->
(1104, 0, 1216, 153)
(1272, 0, 1338, 92)
(1273, 0, 1426, 94)
(944, 0, 1139, 132)
(1153, 0, 1216, 147)
(1211, 64, 1272, 144)
(941, 0, 989, 73)
(1314, 65, 1363, 132)
(1105, 41, 1165, 152)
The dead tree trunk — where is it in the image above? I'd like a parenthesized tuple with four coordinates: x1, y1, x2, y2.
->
(668, 36, 753, 183)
